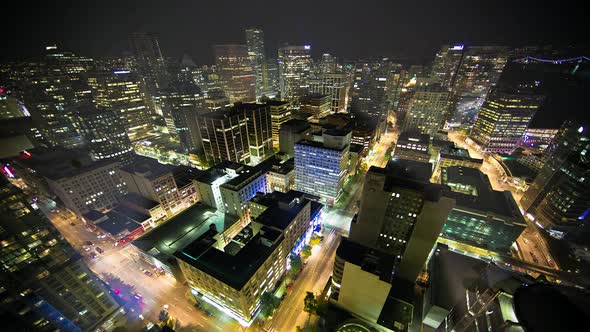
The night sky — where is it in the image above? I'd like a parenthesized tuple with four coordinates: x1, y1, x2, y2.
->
(3, 0, 585, 64)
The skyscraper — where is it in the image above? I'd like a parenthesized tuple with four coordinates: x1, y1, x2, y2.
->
(213, 45, 256, 103)
(73, 104, 136, 166)
(469, 90, 543, 154)
(452, 46, 510, 119)
(430, 44, 465, 88)
(267, 100, 292, 149)
(402, 84, 450, 135)
(198, 107, 250, 164)
(87, 69, 152, 140)
(20, 60, 83, 149)
(245, 28, 267, 98)
(156, 82, 205, 152)
(278, 45, 313, 102)
(348, 165, 455, 282)
(520, 122, 590, 240)
(350, 59, 394, 121)
(0, 179, 123, 331)
(308, 73, 350, 113)
(235, 103, 273, 163)
(129, 32, 168, 96)
(294, 129, 351, 205)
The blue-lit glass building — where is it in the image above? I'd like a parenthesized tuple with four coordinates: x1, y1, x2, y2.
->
(294, 129, 351, 205)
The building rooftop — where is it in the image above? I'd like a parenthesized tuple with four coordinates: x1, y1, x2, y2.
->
(295, 139, 348, 152)
(386, 158, 433, 183)
(439, 152, 483, 165)
(265, 100, 290, 107)
(369, 165, 442, 202)
(265, 157, 295, 175)
(336, 237, 395, 282)
(132, 204, 238, 258)
(501, 159, 538, 181)
(112, 205, 150, 223)
(280, 119, 311, 134)
(96, 211, 142, 236)
(173, 166, 203, 188)
(398, 131, 430, 145)
(442, 166, 522, 218)
(255, 192, 310, 230)
(122, 193, 160, 210)
(176, 229, 283, 290)
(82, 209, 108, 223)
(121, 155, 175, 180)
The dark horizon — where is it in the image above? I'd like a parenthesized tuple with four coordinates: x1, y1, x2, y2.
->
(3, 0, 586, 64)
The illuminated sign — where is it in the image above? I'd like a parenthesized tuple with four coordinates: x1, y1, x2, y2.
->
(2, 165, 15, 178)
(113, 70, 130, 75)
(450, 44, 465, 51)
(304, 45, 311, 50)
(46, 45, 57, 50)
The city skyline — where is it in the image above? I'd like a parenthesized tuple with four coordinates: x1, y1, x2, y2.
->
(0, 3, 589, 332)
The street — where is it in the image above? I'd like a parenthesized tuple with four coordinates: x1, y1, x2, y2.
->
(37, 200, 239, 332)
(447, 130, 557, 270)
(265, 230, 341, 332)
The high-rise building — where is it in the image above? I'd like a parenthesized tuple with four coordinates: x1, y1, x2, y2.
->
(0, 179, 124, 332)
(21, 66, 82, 148)
(87, 69, 152, 140)
(349, 165, 455, 282)
(469, 90, 543, 154)
(73, 104, 135, 166)
(278, 45, 313, 102)
(430, 44, 465, 88)
(300, 93, 331, 118)
(308, 73, 350, 113)
(245, 28, 267, 98)
(213, 45, 256, 103)
(129, 32, 168, 96)
(402, 84, 450, 136)
(294, 129, 351, 205)
(235, 103, 273, 164)
(279, 119, 312, 156)
(198, 108, 250, 164)
(350, 60, 395, 121)
(0, 94, 29, 119)
(155, 82, 205, 152)
(317, 53, 337, 74)
(263, 59, 281, 97)
(520, 122, 590, 240)
(452, 46, 510, 119)
(267, 100, 292, 149)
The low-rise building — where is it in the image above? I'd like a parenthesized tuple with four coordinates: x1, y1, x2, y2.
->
(120, 156, 182, 215)
(194, 161, 267, 220)
(176, 191, 320, 326)
(265, 157, 295, 193)
(440, 166, 526, 254)
(393, 131, 430, 163)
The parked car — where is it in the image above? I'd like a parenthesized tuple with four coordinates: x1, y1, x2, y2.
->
(85, 241, 94, 246)
(89, 252, 97, 259)
(83, 246, 91, 252)
(95, 247, 104, 254)
(204, 310, 213, 317)
(144, 270, 153, 277)
(70, 222, 76, 226)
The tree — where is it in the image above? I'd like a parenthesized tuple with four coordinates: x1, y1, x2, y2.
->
(315, 300, 328, 317)
(301, 245, 312, 259)
(303, 292, 317, 318)
(290, 254, 302, 276)
(309, 234, 322, 246)
(259, 292, 280, 318)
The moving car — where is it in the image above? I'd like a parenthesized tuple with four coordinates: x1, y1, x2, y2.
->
(89, 252, 97, 259)
(96, 247, 104, 254)
(70, 222, 76, 226)
(144, 270, 153, 277)
(85, 241, 94, 246)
